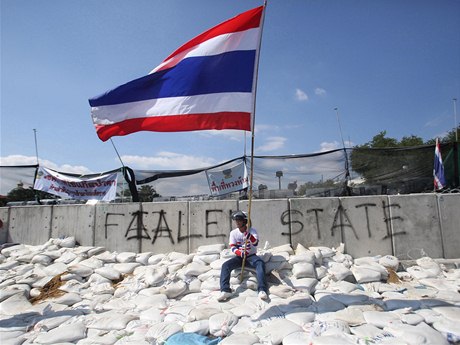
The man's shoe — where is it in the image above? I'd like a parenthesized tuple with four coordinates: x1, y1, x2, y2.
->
(258, 291, 268, 300)
(217, 291, 232, 302)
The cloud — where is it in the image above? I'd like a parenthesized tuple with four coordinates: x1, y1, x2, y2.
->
(256, 136, 287, 152)
(0, 155, 93, 174)
(199, 129, 245, 142)
(121, 152, 217, 170)
(318, 141, 341, 152)
(315, 88, 326, 96)
(295, 88, 309, 101)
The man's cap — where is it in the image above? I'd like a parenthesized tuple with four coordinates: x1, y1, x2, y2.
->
(232, 210, 248, 220)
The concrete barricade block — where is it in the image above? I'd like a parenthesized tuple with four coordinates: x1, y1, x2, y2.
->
(94, 203, 142, 253)
(141, 201, 188, 254)
(437, 194, 460, 259)
(51, 205, 95, 246)
(389, 194, 443, 260)
(290, 197, 342, 250)
(240, 199, 290, 249)
(339, 195, 393, 258)
(189, 200, 237, 253)
(8, 206, 52, 245)
(0, 207, 10, 244)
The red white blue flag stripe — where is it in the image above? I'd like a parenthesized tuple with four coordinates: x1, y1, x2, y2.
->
(433, 138, 446, 190)
(89, 6, 264, 142)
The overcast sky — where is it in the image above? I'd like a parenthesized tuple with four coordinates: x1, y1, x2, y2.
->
(2, 0, 459, 175)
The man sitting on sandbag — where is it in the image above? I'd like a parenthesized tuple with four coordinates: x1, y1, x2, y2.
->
(217, 211, 268, 301)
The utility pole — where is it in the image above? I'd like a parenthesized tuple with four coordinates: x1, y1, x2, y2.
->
(454, 98, 458, 142)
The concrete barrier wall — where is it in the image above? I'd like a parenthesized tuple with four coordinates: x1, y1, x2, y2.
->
(1, 193, 459, 259)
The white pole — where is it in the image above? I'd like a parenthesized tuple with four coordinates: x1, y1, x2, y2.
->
(454, 98, 458, 142)
(33, 129, 39, 164)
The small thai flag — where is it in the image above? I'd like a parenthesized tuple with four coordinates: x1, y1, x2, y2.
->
(433, 138, 446, 190)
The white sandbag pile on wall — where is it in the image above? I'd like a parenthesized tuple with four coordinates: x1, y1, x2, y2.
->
(0, 237, 459, 345)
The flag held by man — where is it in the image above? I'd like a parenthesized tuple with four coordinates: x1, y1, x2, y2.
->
(89, 6, 264, 142)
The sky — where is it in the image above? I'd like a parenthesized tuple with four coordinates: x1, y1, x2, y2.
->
(1, 0, 460, 176)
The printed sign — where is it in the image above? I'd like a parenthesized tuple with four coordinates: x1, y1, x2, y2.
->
(206, 161, 249, 196)
(34, 167, 117, 201)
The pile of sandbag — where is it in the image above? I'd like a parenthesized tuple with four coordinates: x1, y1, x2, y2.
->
(0, 237, 459, 345)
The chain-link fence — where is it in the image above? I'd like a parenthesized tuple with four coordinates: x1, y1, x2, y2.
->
(1, 142, 459, 204)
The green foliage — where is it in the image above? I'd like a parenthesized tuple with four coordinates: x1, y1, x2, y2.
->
(137, 185, 160, 202)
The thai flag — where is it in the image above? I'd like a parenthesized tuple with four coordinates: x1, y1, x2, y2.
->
(89, 6, 264, 142)
(433, 138, 446, 190)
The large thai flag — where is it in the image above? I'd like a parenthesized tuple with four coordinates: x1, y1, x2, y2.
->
(433, 138, 446, 190)
(89, 6, 264, 142)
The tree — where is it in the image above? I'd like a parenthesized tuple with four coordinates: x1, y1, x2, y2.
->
(138, 185, 160, 202)
(5, 182, 57, 204)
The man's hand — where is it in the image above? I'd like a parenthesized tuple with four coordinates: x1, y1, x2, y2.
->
(234, 248, 249, 258)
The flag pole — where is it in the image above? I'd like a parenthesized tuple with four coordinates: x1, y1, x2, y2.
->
(241, 1, 267, 282)
(247, 0, 267, 226)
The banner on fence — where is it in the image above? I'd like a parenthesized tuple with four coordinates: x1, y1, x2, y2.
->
(34, 167, 117, 201)
(206, 161, 249, 196)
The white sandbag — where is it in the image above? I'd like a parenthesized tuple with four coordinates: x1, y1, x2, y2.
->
(285, 311, 315, 327)
(209, 312, 239, 337)
(147, 253, 166, 265)
(135, 252, 153, 265)
(0, 293, 32, 315)
(292, 262, 316, 279)
(384, 321, 449, 345)
(159, 280, 187, 299)
(116, 252, 137, 263)
(363, 310, 401, 328)
(312, 320, 351, 336)
(94, 251, 118, 263)
(432, 306, 460, 322)
(139, 306, 165, 323)
(290, 277, 318, 294)
(270, 244, 294, 255)
(379, 255, 399, 270)
(309, 333, 359, 345)
(54, 250, 77, 264)
(418, 278, 459, 291)
(401, 313, 425, 325)
(295, 242, 309, 254)
(49, 292, 82, 306)
(145, 322, 182, 344)
(67, 264, 94, 277)
(78, 257, 104, 269)
(193, 254, 220, 265)
(432, 318, 460, 343)
(198, 269, 221, 281)
(328, 262, 352, 281)
(196, 243, 225, 255)
(252, 318, 303, 345)
(310, 246, 335, 258)
(144, 267, 167, 287)
(1, 244, 25, 257)
(182, 319, 209, 335)
(90, 282, 115, 295)
(55, 236, 77, 248)
(209, 258, 228, 270)
(33, 321, 86, 344)
(87, 311, 138, 330)
(219, 332, 260, 345)
(351, 265, 382, 283)
(282, 331, 312, 345)
(182, 262, 211, 277)
(31, 254, 53, 265)
(33, 315, 73, 332)
(188, 307, 221, 321)
(113, 263, 141, 274)
(289, 252, 316, 264)
(269, 284, 295, 298)
(95, 266, 121, 281)
(200, 277, 220, 291)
